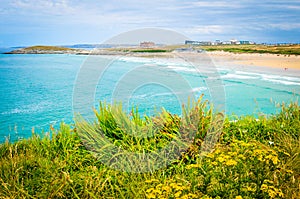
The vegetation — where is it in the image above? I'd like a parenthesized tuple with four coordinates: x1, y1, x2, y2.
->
(131, 49, 169, 53)
(0, 100, 299, 198)
(6, 44, 300, 55)
(198, 44, 300, 55)
(3, 45, 79, 54)
(23, 45, 75, 51)
(111, 44, 300, 55)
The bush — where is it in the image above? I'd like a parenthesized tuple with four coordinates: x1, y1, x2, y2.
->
(0, 101, 299, 198)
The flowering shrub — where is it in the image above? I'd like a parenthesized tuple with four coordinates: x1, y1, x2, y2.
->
(183, 140, 295, 198)
(145, 180, 197, 199)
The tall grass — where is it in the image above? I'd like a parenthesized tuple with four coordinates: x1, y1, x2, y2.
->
(0, 100, 299, 198)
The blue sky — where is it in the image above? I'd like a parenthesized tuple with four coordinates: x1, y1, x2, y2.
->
(1, 0, 300, 47)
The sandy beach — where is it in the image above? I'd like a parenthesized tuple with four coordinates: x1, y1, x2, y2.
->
(122, 50, 300, 72)
(207, 51, 300, 70)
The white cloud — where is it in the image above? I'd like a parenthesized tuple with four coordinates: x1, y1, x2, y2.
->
(191, 1, 243, 8)
(2, 0, 300, 45)
(286, 5, 300, 10)
(185, 25, 230, 34)
(269, 23, 300, 30)
(10, 0, 75, 14)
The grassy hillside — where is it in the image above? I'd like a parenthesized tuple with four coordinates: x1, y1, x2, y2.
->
(0, 100, 299, 198)
(198, 44, 300, 55)
(106, 44, 300, 55)
(23, 45, 74, 51)
(3, 45, 80, 54)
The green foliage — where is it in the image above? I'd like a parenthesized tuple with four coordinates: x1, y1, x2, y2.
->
(0, 101, 299, 198)
(24, 45, 74, 51)
(200, 44, 300, 55)
(131, 49, 169, 53)
(76, 98, 214, 172)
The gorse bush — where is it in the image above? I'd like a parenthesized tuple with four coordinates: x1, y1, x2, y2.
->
(0, 100, 299, 198)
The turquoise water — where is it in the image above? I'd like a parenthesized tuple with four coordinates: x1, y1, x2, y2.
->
(0, 54, 299, 142)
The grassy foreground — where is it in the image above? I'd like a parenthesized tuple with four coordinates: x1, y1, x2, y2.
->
(0, 100, 299, 198)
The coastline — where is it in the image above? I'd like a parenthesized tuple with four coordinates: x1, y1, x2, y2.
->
(4, 46, 300, 71)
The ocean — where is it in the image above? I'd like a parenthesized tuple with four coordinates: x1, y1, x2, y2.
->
(0, 53, 299, 142)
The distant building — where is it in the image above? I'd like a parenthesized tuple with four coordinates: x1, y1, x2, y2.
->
(185, 40, 212, 45)
(230, 39, 240, 45)
(221, 41, 231, 45)
(212, 40, 222, 45)
(240, 41, 250, 45)
(140, 41, 155, 48)
(185, 39, 256, 46)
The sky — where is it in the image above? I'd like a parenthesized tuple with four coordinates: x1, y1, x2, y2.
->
(0, 0, 300, 47)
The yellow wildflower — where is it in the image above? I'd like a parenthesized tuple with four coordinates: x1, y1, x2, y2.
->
(264, 180, 273, 184)
(156, 183, 163, 188)
(170, 183, 177, 188)
(145, 179, 159, 183)
(257, 155, 263, 161)
(237, 154, 246, 160)
(146, 192, 156, 199)
(271, 156, 279, 165)
(261, 184, 268, 191)
(201, 195, 213, 199)
(187, 193, 197, 198)
(217, 156, 225, 163)
(235, 196, 243, 199)
(278, 190, 284, 197)
(180, 195, 189, 199)
(186, 164, 200, 170)
(246, 186, 256, 192)
(206, 153, 215, 158)
(174, 191, 182, 198)
(162, 185, 171, 192)
(211, 161, 218, 166)
(268, 189, 277, 198)
(146, 188, 155, 193)
(153, 189, 162, 195)
(228, 151, 238, 156)
(225, 159, 237, 166)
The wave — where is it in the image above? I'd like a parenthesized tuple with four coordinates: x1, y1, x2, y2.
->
(192, 87, 207, 92)
(221, 73, 259, 80)
(167, 65, 197, 73)
(222, 70, 300, 86)
(262, 78, 300, 86)
(118, 56, 190, 67)
(1, 103, 47, 115)
(130, 86, 207, 100)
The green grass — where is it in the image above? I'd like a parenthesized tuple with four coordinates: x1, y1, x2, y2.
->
(198, 44, 300, 55)
(130, 49, 169, 53)
(0, 100, 299, 198)
(23, 45, 75, 51)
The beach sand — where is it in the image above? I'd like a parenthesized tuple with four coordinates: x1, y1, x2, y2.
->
(207, 51, 300, 70)
(127, 51, 300, 71)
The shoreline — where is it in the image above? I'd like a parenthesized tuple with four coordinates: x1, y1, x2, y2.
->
(4, 47, 300, 71)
